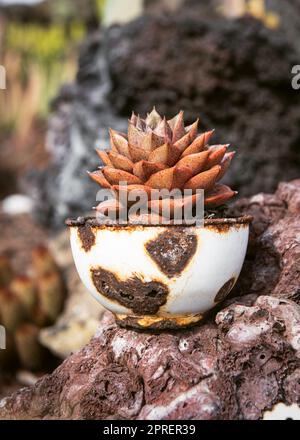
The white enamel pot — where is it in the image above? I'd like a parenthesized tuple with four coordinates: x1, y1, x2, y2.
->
(66, 216, 251, 330)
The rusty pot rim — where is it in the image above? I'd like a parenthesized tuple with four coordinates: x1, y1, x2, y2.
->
(65, 215, 252, 229)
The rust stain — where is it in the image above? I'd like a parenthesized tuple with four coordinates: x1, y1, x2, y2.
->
(116, 313, 203, 331)
(66, 215, 253, 230)
(214, 277, 236, 303)
(77, 224, 96, 252)
(205, 222, 248, 234)
(91, 267, 168, 314)
(145, 228, 198, 278)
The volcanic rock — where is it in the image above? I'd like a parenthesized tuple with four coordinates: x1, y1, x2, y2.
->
(1, 180, 300, 420)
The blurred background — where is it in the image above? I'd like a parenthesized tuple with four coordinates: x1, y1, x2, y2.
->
(0, 0, 299, 397)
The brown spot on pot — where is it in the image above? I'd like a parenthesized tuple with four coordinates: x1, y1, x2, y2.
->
(91, 267, 168, 314)
(145, 228, 198, 278)
(77, 224, 96, 252)
(214, 277, 236, 303)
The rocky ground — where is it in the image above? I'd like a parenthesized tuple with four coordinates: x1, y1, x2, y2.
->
(1, 179, 299, 420)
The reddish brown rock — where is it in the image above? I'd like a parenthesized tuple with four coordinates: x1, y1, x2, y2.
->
(1, 180, 300, 420)
(229, 179, 300, 303)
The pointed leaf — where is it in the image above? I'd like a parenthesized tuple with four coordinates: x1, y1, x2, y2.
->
(109, 129, 130, 159)
(184, 165, 221, 191)
(217, 151, 235, 181)
(87, 170, 111, 188)
(206, 145, 228, 169)
(154, 117, 172, 143)
(128, 122, 145, 149)
(146, 167, 174, 190)
(95, 199, 125, 216)
(96, 149, 113, 167)
(181, 130, 214, 157)
(148, 193, 200, 216)
(103, 166, 143, 185)
(129, 144, 150, 162)
(148, 142, 180, 166)
(113, 184, 154, 199)
(172, 165, 193, 189)
(141, 161, 167, 180)
(108, 151, 133, 173)
(177, 150, 209, 176)
(133, 161, 146, 181)
(173, 120, 198, 153)
(204, 184, 236, 207)
(145, 107, 162, 129)
(168, 111, 185, 143)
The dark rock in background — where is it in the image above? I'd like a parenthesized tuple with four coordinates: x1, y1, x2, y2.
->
(1, 180, 300, 420)
(31, 5, 300, 229)
(107, 13, 300, 197)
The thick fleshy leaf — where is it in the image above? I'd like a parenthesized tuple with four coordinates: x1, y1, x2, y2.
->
(103, 167, 143, 185)
(173, 119, 199, 153)
(96, 149, 113, 167)
(136, 115, 146, 131)
(185, 119, 199, 138)
(141, 161, 167, 180)
(113, 184, 154, 199)
(172, 165, 193, 189)
(95, 199, 126, 216)
(145, 107, 162, 129)
(184, 165, 221, 191)
(133, 161, 146, 181)
(177, 150, 209, 176)
(109, 129, 130, 159)
(181, 130, 214, 157)
(206, 145, 229, 169)
(142, 131, 165, 151)
(146, 167, 174, 190)
(87, 170, 111, 188)
(148, 142, 180, 166)
(130, 112, 138, 126)
(128, 122, 144, 149)
(154, 117, 172, 143)
(108, 151, 133, 173)
(148, 193, 201, 216)
(168, 111, 185, 143)
(129, 144, 150, 162)
(204, 184, 237, 207)
(217, 151, 235, 181)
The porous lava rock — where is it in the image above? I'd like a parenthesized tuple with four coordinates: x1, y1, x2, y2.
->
(1, 180, 300, 420)
(0, 295, 299, 420)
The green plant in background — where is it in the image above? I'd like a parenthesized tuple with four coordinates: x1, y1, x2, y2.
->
(0, 0, 103, 139)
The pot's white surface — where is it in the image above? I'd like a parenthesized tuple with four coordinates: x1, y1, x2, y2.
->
(68, 217, 250, 327)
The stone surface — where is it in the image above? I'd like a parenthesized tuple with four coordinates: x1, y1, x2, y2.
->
(0, 296, 300, 420)
(1, 180, 300, 420)
(229, 179, 300, 303)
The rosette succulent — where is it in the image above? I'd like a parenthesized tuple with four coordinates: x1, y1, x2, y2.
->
(88, 108, 236, 222)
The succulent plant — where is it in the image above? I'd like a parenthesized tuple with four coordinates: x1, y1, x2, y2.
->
(0, 247, 66, 371)
(89, 108, 236, 221)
